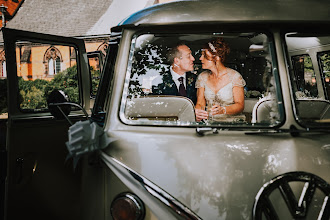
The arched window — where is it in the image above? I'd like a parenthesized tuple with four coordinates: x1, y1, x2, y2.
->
(48, 58, 54, 75)
(56, 57, 61, 73)
(48, 57, 61, 76)
(2, 61, 6, 77)
(43, 46, 63, 76)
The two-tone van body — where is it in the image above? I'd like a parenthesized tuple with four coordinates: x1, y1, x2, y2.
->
(2, 0, 330, 219)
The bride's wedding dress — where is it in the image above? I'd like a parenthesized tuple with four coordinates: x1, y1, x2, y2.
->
(196, 68, 246, 122)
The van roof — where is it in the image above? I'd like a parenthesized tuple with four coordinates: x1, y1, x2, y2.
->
(115, 0, 330, 30)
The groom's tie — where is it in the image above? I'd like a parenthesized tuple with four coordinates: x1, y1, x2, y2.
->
(178, 77, 187, 97)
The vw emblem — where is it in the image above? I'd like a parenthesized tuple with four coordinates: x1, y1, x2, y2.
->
(252, 171, 330, 220)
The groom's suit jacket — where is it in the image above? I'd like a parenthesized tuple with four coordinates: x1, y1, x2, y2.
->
(153, 71, 197, 105)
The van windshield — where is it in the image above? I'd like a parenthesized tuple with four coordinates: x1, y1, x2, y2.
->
(120, 32, 283, 127)
(285, 32, 330, 127)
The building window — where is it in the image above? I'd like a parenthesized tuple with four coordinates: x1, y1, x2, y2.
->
(0, 50, 5, 78)
(55, 57, 61, 73)
(43, 46, 63, 76)
(1, 61, 6, 77)
(48, 57, 61, 75)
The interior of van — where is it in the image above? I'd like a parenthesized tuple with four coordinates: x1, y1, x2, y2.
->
(124, 32, 280, 126)
(286, 32, 330, 125)
(122, 31, 330, 127)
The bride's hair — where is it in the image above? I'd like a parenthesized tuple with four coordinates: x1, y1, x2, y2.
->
(204, 37, 230, 63)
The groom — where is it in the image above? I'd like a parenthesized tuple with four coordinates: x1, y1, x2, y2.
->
(153, 43, 197, 104)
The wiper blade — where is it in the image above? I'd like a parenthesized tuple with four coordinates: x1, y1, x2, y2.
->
(196, 127, 330, 137)
(196, 127, 291, 136)
(245, 128, 330, 136)
(244, 129, 289, 135)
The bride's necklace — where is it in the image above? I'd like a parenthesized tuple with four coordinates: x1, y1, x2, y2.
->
(214, 68, 227, 79)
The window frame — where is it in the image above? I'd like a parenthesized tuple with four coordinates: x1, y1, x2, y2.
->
(15, 41, 80, 113)
(119, 28, 284, 129)
(290, 54, 319, 98)
(91, 32, 121, 126)
(317, 50, 330, 100)
(283, 30, 330, 128)
(2, 28, 90, 117)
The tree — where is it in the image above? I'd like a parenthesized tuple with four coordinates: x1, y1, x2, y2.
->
(320, 53, 330, 78)
(18, 65, 79, 110)
(129, 43, 169, 96)
(44, 65, 79, 104)
(19, 78, 50, 109)
(90, 66, 100, 97)
(1, 64, 99, 113)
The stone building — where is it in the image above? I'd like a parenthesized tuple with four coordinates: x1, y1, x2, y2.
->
(0, 0, 171, 79)
(0, 0, 24, 28)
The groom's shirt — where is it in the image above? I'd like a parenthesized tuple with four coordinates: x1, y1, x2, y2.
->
(170, 66, 186, 90)
(151, 67, 197, 104)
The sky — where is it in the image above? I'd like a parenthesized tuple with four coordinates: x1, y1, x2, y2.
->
(86, 0, 153, 35)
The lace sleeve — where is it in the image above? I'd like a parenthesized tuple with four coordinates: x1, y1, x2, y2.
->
(195, 72, 208, 88)
(232, 71, 246, 87)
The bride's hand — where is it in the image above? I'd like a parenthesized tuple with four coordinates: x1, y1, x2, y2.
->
(195, 108, 208, 121)
(211, 105, 226, 115)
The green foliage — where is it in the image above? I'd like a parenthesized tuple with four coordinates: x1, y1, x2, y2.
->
(303, 55, 314, 75)
(129, 43, 169, 96)
(18, 78, 50, 109)
(19, 65, 80, 110)
(1, 64, 100, 113)
(90, 66, 100, 97)
(20, 86, 46, 109)
(320, 53, 330, 78)
(44, 65, 79, 103)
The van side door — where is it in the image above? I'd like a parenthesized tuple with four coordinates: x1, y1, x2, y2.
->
(3, 28, 90, 220)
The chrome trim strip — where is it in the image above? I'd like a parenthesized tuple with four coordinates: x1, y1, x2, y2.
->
(100, 151, 201, 220)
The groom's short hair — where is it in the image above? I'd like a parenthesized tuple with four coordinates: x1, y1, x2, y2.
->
(167, 42, 187, 65)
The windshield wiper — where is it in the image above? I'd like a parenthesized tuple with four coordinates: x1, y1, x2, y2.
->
(196, 127, 287, 136)
(244, 129, 295, 136)
(196, 126, 330, 137)
(245, 127, 330, 136)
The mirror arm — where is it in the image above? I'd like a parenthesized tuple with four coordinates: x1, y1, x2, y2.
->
(56, 105, 73, 125)
(49, 102, 91, 123)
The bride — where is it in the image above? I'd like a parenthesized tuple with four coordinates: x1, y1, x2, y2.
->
(195, 37, 246, 122)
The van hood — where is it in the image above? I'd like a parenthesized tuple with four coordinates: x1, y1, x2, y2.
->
(101, 129, 330, 219)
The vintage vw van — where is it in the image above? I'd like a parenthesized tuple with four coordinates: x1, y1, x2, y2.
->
(2, 0, 330, 219)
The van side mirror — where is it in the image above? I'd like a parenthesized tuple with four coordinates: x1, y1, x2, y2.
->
(47, 89, 89, 125)
(47, 89, 71, 119)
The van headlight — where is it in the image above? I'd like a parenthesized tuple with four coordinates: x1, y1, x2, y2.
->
(111, 193, 145, 220)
